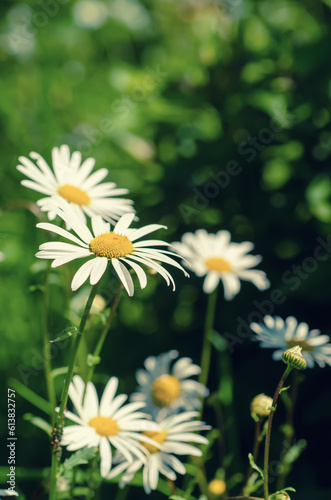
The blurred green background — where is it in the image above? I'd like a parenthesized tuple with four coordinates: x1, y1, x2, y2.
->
(1, 0, 331, 498)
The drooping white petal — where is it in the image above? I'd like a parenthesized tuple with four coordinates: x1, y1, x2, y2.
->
(90, 257, 108, 285)
(120, 258, 148, 289)
(100, 438, 112, 477)
(112, 259, 134, 296)
(71, 259, 97, 291)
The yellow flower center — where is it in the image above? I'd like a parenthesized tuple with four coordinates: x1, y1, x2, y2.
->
(89, 416, 120, 437)
(208, 479, 226, 496)
(89, 232, 134, 259)
(141, 429, 167, 453)
(58, 184, 91, 205)
(151, 375, 181, 408)
(286, 339, 314, 353)
(205, 257, 232, 273)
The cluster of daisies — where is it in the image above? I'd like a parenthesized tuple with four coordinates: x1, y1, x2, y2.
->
(18, 145, 331, 369)
(17, 144, 272, 298)
(17, 145, 331, 493)
(61, 351, 210, 493)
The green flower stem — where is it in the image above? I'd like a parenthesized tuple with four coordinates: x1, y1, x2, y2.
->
(263, 365, 293, 500)
(43, 263, 56, 421)
(276, 370, 301, 490)
(191, 456, 209, 497)
(114, 485, 130, 500)
(49, 284, 99, 500)
(199, 287, 218, 389)
(85, 284, 123, 390)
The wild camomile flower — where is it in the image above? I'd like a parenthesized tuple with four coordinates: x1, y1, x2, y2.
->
(131, 350, 209, 420)
(17, 144, 134, 224)
(172, 229, 270, 299)
(251, 315, 331, 368)
(35, 197, 188, 295)
(107, 411, 210, 494)
(61, 375, 160, 478)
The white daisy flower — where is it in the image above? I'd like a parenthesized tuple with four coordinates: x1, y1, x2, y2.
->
(61, 375, 161, 478)
(131, 350, 209, 420)
(251, 315, 331, 368)
(107, 411, 210, 494)
(172, 229, 270, 299)
(35, 197, 189, 295)
(17, 144, 134, 224)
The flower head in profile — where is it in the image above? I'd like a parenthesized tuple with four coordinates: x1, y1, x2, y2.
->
(172, 230, 270, 299)
(107, 411, 210, 494)
(251, 315, 331, 368)
(131, 350, 209, 420)
(36, 197, 188, 295)
(61, 375, 159, 478)
(17, 144, 134, 224)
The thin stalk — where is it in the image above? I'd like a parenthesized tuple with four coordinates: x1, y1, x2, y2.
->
(276, 370, 301, 490)
(166, 478, 177, 496)
(191, 455, 209, 497)
(49, 450, 60, 500)
(213, 398, 227, 468)
(263, 365, 293, 500)
(42, 263, 56, 421)
(114, 485, 130, 500)
(85, 285, 123, 388)
(49, 284, 99, 500)
(199, 288, 218, 389)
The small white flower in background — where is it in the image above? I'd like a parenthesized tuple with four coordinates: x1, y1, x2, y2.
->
(17, 144, 134, 225)
(0, 490, 19, 497)
(35, 197, 188, 295)
(61, 375, 160, 478)
(107, 411, 210, 494)
(251, 315, 331, 368)
(131, 350, 209, 420)
(172, 229, 270, 299)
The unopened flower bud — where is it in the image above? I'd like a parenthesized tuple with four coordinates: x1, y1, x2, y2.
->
(250, 393, 273, 419)
(272, 492, 291, 500)
(208, 479, 226, 496)
(282, 346, 306, 370)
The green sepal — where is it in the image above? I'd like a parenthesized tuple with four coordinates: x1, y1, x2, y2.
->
(23, 413, 52, 435)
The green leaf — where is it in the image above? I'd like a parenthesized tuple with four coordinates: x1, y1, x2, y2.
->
(170, 496, 186, 500)
(49, 325, 79, 343)
(248, 453, 264, 480)
(23, 413, 52, 435)
(282, 439, 307, 465)
(60, 447, 97, 473)
(243, 471, 264, 496)
(9, 378, 51, 415)
(280, 385, 290, 394)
